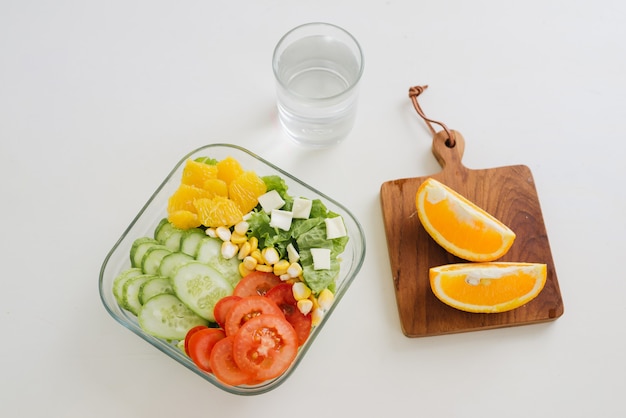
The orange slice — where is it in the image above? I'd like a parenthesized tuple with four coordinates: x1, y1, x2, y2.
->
(429, 262, 547, 313)
(202, 178, 229, 198)
(167, 184, 213, 214)
(416, 178, 516, 262)
(194, 196, 243, 228)
(168, 210, 201, 229)
(216, 156, 244, 185)
(228, 170, 267, 214)
(181, 159, 218, 188)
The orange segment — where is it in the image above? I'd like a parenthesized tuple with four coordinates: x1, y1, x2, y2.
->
(430, 262, 547, 313)
(202, 178, 229, 198)
(216, 156, 244, 185)
(168, 210, 201, 229)
(181, 159, 218, 188)
(194, 196, 243, 228)
(167, 184, 214, 213)
(416, 178, 516, 262)
(228, 171, 267, 214)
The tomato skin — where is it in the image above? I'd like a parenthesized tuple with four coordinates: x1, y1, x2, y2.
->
(184, 325, 209, 356)
(187, 328, 226, 373)
(233, 271, 281, 297)
(224, 295, 284, 337)
(210, 336, 256, 386)
(265, 283, 312, 346)
(213, 295, 242, 329)
(232, 314, 299, 381)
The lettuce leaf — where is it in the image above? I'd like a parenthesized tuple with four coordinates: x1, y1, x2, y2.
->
(246, 184, 349, 293)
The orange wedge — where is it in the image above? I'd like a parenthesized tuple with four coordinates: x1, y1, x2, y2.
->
(194, 196, 243, 228)
(416, 178, 516, 262)
(228, 170, 267, 214)
(181, 159, 218, 187)
(429, 262, 547, 313)
(168, 210, 201, 229)
(216, 156, 244, 185)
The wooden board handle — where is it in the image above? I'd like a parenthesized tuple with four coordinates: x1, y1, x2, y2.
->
(432, 129, 466, 172)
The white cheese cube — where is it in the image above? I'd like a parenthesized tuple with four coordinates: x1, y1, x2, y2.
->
(269, 209, 293, 231)
(257, 190, 285, 213)
(287, 242, 300, 263)
(325, 216, 347, 239)
(310, 248, 331, 270)
(292, 197, 312, 219)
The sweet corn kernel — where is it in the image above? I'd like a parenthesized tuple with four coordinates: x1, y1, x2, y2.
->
(262, 247, 279, 265)
(234, 221, 249, 235)
(205, 228, 217, 238)
(292, 282, 312, 301)
(255, 264, 273, 273)
(297, 299, 313, 316)
(238, 241, 251, 260)
(273, 260, 290, 276)
(279, 273, 291, 281)
(230, 231, 247, 245)
(216, 226, 231, 242)
(310, 295, 320, 310)
(311, 307, 324, 326)
(221, 241, 238, 259)
(242, 255, 257, 271)
(250, 249, 264, 264)
(287, 262, 303, 278)
(248, 236, 258, 252)
(238, 263, 252, 277)
(317, 288, 334, 311)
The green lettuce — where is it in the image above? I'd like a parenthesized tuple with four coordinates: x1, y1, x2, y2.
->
(245, 177, 349, 294)
(194, 156, 218, 165)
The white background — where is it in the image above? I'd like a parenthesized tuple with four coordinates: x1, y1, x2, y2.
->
(1, 1, 624, 416)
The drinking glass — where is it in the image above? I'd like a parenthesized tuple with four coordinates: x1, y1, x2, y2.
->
(272, 22, 364, 147)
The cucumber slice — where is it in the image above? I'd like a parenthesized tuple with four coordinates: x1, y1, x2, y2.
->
(141, 245, 171, 275)
(113, 267, 143, 304)
(130, 237, 159, 268)
(164, 230, 184, 252)
(153, 218, 170, 240)
(138, 276, 174, 305)
(196, 237, 241, 287)
(158, 252, 194, 279)
(154, 219, 184, 251)
(171, 261, 233, 322)
(180, 228, 207, 257)
(122, 274, 158, 315)
(138, 293, 208, 340)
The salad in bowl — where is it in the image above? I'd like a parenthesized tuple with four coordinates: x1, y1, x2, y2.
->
(99, 144, 365, 395)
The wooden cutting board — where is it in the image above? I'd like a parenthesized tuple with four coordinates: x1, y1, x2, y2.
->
(380, 129, 564, 337)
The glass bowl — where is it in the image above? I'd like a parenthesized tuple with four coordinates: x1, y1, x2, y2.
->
(99, 143, 366, 395)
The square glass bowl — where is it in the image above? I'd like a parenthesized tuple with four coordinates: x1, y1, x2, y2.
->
(99, 143, 366, 395)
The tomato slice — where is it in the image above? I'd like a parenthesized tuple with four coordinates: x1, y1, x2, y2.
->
(265, 283, 312, 346)
(213, 295, 242, 329)
(224, 295, 284, 337)
(184, 325, 209, 356)
(210, 336, 256, 386)
(232, 314, 299, 381)
(233, 271, 281, 297)
(187, 328, 226, 372)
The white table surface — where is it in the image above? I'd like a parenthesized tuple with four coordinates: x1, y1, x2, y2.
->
(2, 1, 624, 416)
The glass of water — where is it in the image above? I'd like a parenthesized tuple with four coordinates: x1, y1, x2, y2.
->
(272, 22, 364, 147)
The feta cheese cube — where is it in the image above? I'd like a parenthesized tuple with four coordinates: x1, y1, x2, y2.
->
(325, 216, 347, 239)
(269, 209, 293, 231)
(292, 197, 312, 219)
(310, 248, 331, 270)
(287, 242, 300, 263)
(257, 190, 285, 213)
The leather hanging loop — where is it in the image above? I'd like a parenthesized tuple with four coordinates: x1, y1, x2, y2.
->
(408, 85, 456, 147)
